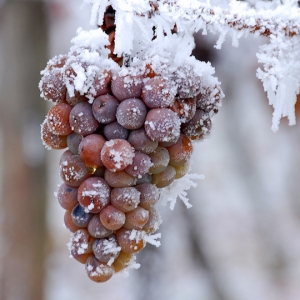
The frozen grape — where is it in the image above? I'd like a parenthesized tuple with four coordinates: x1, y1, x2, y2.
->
(99, 205, 126, 230)
(116, 228, 145, 254)
(136, 183, 160, 209)
(174, 161, 190, 179)
(152, 165, 176, 188)
(113, 251, 133, 273)
(123, 207, 149, 230)
(104, 169, 137, 188)
(89, 69, 112, 97)
(125, 151, 152, 177)
(116, 98, 147, 130)
(148, 146, 170, 174)
(111, 73, 143, 101)
(69, 229, 94, 257)
(136, 173, 153, 184)
(145, 108, 181, 143)
(141, 76, 176, 108)
(41, 119, 67, 150)
(69, 102, 100, 136)
(57, 183, 78, 211)
(103, 121, 129, 140)
(170, 97, 196, 123)
(78, 177, 110, 213)
(110, 187, 140, 212)
(92, 94, 119, 124)
(64, 210, 81, 233)
(85, 256, 114, 283)
(78, 134, 106, 171)
(47, 103, 73, 135)
(71, 203, 93, 228)
(143, 207, 162, 234)
(167, 134, 193, 166)
(101, 139, 134, 172)
(127, 128, 158, 154)
(92, 236, 121, 264)
(66, 91, 88, 106)
(88, 214, 113, 238)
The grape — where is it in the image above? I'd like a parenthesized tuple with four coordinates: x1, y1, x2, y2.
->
(101, 139, 134, 172)
(85, 256, 114, 283)
(78, 134, 106, 171)
(59, 152, 91, 187)
(113, 251, 133, 272)
(136, 173, 153, 184)
(92, 94, 119, 124)
(141, 76, 176, 108)
(104, 169, 137, 188)
(116, 228, 146, 254)
(99, 205, 126, 230)
(111, 73, 143, 101)
(159, 140, 176, 147)
(170, 97, 196, 123)
(195, 86, 221, 113)
(174, 161, 190, 179)
(116, 98, 147, 130)
(44, 54, 67, 71)
(39, 69, 66, 103)
(167, 134, 193, 166)
(127, 128, 158, 154)
(89, 69, 112, 97)
(72, 253, 92, 264)
(69, 102, 100, 136)
(64, 210, 80, 233)
(148, 146, 170, 174)
(41, 119, 67, 150)
(66, 91, 89, 106)
(88, 214, 113, 238)
(110, 187, 140, 212)
(92, 236, 121, 264)
(47, 103, 73, 136)
(144, 108, 181, 143)
(69, 229, 94, 256)
(136, 183, 160, 209)
(103, 121, 129, 140)
(57, 183, 78, 211)
(181, 109, 212, 140)
(71, 204, 93, 228)
(142, 207, 162, 234)
(152, 165, 176, 188)
(78, 177, 110, 213)
(125, 151, 152, 177)
(123, 207, 149, 230)
(67, 132, 83, 155)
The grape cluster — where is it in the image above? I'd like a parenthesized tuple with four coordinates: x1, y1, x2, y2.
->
(39, 26, 221, 282)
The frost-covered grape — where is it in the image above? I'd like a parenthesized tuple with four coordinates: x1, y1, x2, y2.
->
(167, 134, 193, 166)
(125, 151, 152, 177)
(170, 97, 196, 123)
(148, 146, 170, 174)
(136, 173, 153, 184)
(181, 109, 212, 140)
(57, 183, 78, 211)
(64, 210, 80, 233)
(145, 108, 181, 143)
(141, 76, 176, 108)
(110, 187, 140, 212)
(69, 229, 94, 256)
(67, 132, 83, 155)
(174, 161, 190, 179)
(152, 165, 176, 188)
(71, 203, 93, 228)
(92, 94, 119, 124)
(103, 121, 129, 140)
(41, 119, 67, 150)
(104, 169, 137, 188)
(88, 214, 113, 238)
(99, 205, 126, 230)
(66, 91, 88, 106)
(101, 139, 135, 172)
(92, 236, 121, 264)
(44, 54, 67, 71)
(143, 207, 162, 234)
(78, 177, 110, 213)
(116, 228, 145, 254)
(47, 103, 73, 135)
(136, 183, 160, 209)
(85, 256, 114, 283)
(116, 98, 147, 130)
(59, 152, 91, 187)
(127, 128, 158, 154)
(113, 251, 133, 273)
(111, 73, 143, 101)
(123, 207, 149, 230)
(78, 134, 106, 171)
(89, 69, 112, 97)
(69, 102, 100, 136)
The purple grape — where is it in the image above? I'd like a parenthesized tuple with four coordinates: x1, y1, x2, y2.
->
(67, 132, 83, 154)
(71, 203, 93, 228)
(127, 128, 158, 154)
(103, 121, 129, 140)
(92, 94, 119, 124)
(125, 151, 152, 177)
(92, 236, 120, 264)
(110, 187, 140, 212)
(57, 183, 78, 211)
(136, 183, 160, 209)
(88, 214, 113, 238)
(116, 98, 147, 130)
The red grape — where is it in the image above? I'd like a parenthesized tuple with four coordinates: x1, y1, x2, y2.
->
(99, 205, 126, 230)
(110, 187, 140, 212)
(92, 94, 119, 124)
(57, 183, 78, 211)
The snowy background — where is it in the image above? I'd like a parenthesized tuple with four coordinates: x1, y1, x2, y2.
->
(1, 1, 300, 299)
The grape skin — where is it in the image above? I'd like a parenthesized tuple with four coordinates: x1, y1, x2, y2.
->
(103, 121, 129, 140)
(123, 207, 149, 230)
(99, 205, 126, 230)
(92, 94, 119, 124)
(85, 256, 114, 283)
(57, 183, 78, 211)
(104, 169, 137, 188)
(110, 187, 140, 212)
(152, 165, 176, 188)
(88, 214, 113, 238)
(67, 132, 83, 155)
(136, 183, 160, 210)
(127, 128, 158, 154)
(71, 204, 93, 228)
(41, 119, 67, 150)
